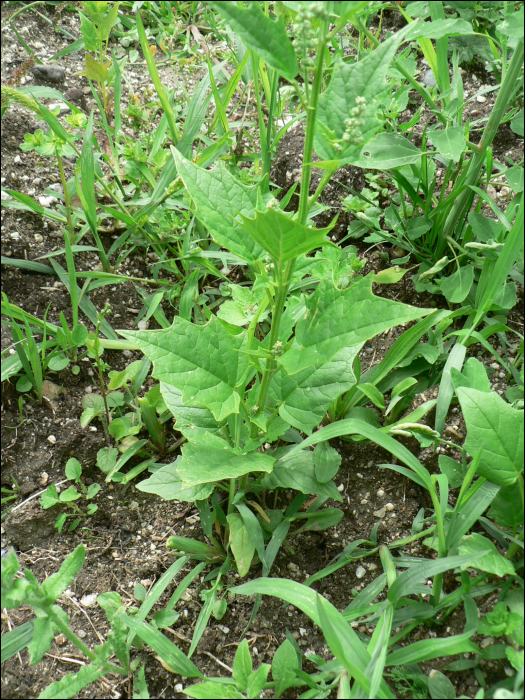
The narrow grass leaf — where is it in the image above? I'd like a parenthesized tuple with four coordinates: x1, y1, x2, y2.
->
(122, 617, 202, 677)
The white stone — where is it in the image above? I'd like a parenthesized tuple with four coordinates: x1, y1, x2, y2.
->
(47, 435, 57, 445)
(80, 593, 98, 607)
(476, 95, 486, 103)
(355, 565, 366, 579)
(38, 195, 58, 207)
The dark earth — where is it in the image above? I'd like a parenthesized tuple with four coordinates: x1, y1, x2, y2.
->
(1, 3, 523, 698)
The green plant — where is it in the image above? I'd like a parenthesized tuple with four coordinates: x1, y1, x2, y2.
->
(41, 457, 101, 533)
(1, 294, 69, 403)
(345, 3, 524, 309)
(76, 1, 125, 112)
(109, 1, 499, 603)
(77, 305, 175, 483)
(223, 544, 496, 699)
(1, 478, 21, 520)
(1, 546, 203, 698)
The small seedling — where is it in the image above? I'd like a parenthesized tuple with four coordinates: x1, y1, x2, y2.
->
(41, 458, 100, 533)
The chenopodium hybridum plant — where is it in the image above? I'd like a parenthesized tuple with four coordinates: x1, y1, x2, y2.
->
(117, 3, 442, 577)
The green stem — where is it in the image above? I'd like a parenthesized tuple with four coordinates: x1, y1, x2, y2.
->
(262, 69, 278, 186)
(297, 29, 328, 225)
(255, 21, 329, 418)
(429, 478, 447, 607)
(45, 601, 126, 674)
(57, 152, 79, 329)
(438, 38, 524, 257)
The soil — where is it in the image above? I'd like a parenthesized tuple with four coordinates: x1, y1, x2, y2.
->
(1, 4, 523, 699)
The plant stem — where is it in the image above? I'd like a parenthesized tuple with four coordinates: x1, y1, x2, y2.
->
(57, 152, 79, 329)
(438, 38, 524, 257)
(297, 27, 328, 226)
(255, 21, 329, 419)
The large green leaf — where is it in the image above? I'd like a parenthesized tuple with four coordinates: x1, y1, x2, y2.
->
(272, 640, 298, 699)
(176, 433, 275, 486)
(458, 533, 515, 577)
(279, 276, 430, 374)
(357, 133, 422, 169)
(136, 461, 214, 502)
(119, 316, 251, 422)
(160, 383, 219, 438)
(171, 148, 263, 262)
(488, 484, 524, 529)
(227, 513, 255, 577)
(208, 1, 298, 81)
(430, 126, 466, 161)
(238, 207, 333, 267)
(440, 265, 474, 303)
(269, 345, 360, 434)
(261, 450, 343, 502)
(315, 31, 408, 166)
(457, 388, 524, 486)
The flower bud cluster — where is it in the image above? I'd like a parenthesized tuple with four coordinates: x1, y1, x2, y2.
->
(292, 7, 316, 70)
(271, 341, 284, 357)
(333, 96, 367, 152)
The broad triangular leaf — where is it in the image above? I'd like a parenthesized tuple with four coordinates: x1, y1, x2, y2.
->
(238, 207, 333, 267)
(457, 387, 524, 486)
(315, 30, 408, 166)
(430, 126, 466, 161)
(279, 276, 430, 374)
(171, 148, 263, 262)
(136, 460, 214, 502)
(119, 316, 251, 422)
(177, 433, 275, 486)
(270, 345, 360, 434)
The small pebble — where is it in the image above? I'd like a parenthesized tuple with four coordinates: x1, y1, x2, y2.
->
(476, 95, 486, 103)
(377, 488, 385, 498)
(385, 503, 394, 512)
(47, 435, 57, 445)
(80, 593, 98, 608)
(423, 69, 436, 87)
(38, 195, 58, 207)
(355, 565, 366, 579)
(33, 64, 66, 83)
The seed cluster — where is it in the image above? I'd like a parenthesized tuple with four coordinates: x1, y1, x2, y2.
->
(291, 3, 329, 71)
(333, 96, 368, 151)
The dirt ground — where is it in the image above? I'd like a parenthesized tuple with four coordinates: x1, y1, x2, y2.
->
(1, 3, 523, 699)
